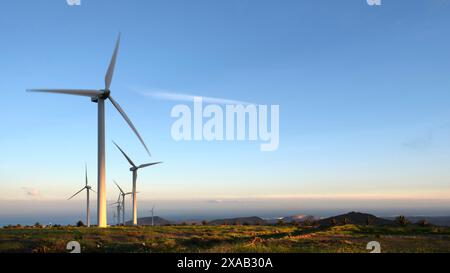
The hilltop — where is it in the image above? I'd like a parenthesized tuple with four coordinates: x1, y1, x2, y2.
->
(125, 216, 171, 226)
(208, 216, 267, 225)
(317, 212, 395, 227)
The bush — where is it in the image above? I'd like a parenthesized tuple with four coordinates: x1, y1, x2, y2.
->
(366, 216, 375, 226)
(202, 220, 208, 226)
(76, 220, 85, 227)
(330, 218, 337, 226)
(417, 219, 430, 227)
(277, 220, 285, 226)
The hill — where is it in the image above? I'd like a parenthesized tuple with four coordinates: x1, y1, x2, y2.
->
(385, 216, 450, 227)
(317, 212, 396, 227)
(125, 216, 171, 226)
(208, 216, 266, 225)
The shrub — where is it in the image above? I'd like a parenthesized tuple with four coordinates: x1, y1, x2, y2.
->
(366, 216, 375, 226)
(417, 219, 429, 227)
(202, 220, 208, 226)
(330, 218, 337, 226)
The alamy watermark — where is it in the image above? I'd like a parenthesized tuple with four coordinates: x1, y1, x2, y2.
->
(367, 0, 381, 6)
(66, 0, 81, 6)
(170, 97, 280, 152)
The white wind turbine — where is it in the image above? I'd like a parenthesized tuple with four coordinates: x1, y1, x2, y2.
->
(113, 141, 162, 226)
(68, 164, 96, 227)
(28, 34, 151, 228)
(150, 205, 155, 226)
(109, 194, 122, 226)
(113, 180, 132, 226)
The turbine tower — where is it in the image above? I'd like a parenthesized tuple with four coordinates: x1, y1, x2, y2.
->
(114, 180, 132, 226)
(28, 34, 151, 228)
(68, 164, 96, 227)
(113, 141, 161, 226)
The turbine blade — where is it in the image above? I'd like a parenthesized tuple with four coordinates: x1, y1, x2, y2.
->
(89, 188, 96, 193)
(105, 33, 121, 90)
(109, 96, 151, 156)
(67, 187, 86, 200)
(138, 162, 162, 169)
(113, 180, 125, 194)
(27, 89, 102, 97)
(112, 141, 136, 167)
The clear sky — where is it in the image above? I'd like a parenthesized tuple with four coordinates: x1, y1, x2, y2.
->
(1, 0, 450, 224)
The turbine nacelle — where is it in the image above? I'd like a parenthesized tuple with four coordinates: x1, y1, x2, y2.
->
(91, 90, 110, 103)
(99, 89, 111, 100)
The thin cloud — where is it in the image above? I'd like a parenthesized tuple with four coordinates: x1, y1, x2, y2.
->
(21, 187, 42, 199)
(206, 199, 242, 204)
(140, 90, 256, 105)
(402, 130, 434, 151)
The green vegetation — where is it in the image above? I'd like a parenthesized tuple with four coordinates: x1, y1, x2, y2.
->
(1, 224, 450, 253)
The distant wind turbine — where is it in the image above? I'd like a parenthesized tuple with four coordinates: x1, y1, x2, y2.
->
(113, 180, 132, 226)
(150, 205, 155, 226)
(28, 34, 151, 228)
(113, 141, 162, 226)
(109, 194, 122, 226)
(68, 164, 96, 227)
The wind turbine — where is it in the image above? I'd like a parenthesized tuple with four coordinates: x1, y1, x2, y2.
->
(113, 141, 162, 226)
(28, 34, 151, 228)
(68, 164, 96, 227)
(109, 194, 122, 226)
(150, 205, 155, 226)
(113, 180, 132, 226)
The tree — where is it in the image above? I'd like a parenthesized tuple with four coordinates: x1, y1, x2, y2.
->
(76, 220, 85, 227)
(396, 216, 409, 227)
(277, 219, 285, 226)
(342, 217, 350, 225)
(201, 220, 208, 226)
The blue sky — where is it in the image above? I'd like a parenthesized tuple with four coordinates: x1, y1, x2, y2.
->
(1, 0, 450, 223)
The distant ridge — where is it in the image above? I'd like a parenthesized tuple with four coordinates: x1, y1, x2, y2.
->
(125, 216, 170, 226)
(385, 216, 450, 227)
(208, 216, 266, 225)
(317, 212, 396, 227)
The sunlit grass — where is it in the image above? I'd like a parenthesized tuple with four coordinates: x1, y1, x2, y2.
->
(1, 224, 450, 253)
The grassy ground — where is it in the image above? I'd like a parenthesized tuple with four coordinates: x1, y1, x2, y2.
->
(1, 224, 450, 253)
